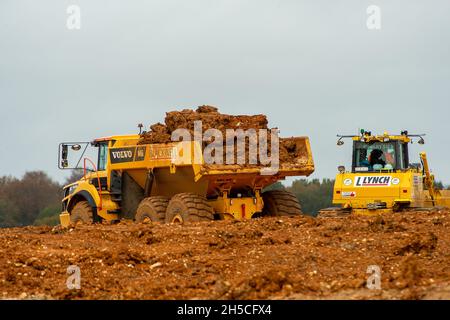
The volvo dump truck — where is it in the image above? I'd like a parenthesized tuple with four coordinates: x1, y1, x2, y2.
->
(319, 130, 450, 217)
(58, 118, 314, 227)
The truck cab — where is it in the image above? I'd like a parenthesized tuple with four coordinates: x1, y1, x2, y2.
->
(59, 135, 140, 226)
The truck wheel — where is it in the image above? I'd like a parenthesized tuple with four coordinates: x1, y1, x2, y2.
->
(70, 201, 94, 225)
(165, 193, 214, 224)
(262, 190, 303, 216)
(135, 196, 169, 223)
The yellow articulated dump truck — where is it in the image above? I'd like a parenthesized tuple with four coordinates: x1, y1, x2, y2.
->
(58, 131, 314, 227)
(319, 130, 450, 217)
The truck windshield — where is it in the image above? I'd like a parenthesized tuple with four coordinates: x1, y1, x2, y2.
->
(353, 141, 399, 172)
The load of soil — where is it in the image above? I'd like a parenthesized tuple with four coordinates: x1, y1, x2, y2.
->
(138, 106, 308, 166)
(1, 210, 449, 300)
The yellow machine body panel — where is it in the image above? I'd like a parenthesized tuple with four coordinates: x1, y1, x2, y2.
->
(434, 190, 450, 207)
(333, 171, 426, 214)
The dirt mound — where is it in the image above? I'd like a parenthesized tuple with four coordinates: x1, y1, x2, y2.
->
(0, 210, 449, 300)
(165, 106, 268, 134)
(138, 106, 308, 165)
(140, 123, 171, 144)
(139, 105, 268, 144)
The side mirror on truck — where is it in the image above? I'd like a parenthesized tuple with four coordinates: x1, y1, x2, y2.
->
(58, 142, 89, 169)
(61, 144, 69, 168)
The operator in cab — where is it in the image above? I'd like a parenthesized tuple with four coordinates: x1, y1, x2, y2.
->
(359, 148, 386, 171)
(369, 149, 386, 168)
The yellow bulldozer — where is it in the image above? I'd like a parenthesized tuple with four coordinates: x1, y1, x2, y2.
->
(58, 130, 314, 227)
(319, 130, 450, 217)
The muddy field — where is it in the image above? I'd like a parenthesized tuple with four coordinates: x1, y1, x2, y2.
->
(0, 210, 449, 300)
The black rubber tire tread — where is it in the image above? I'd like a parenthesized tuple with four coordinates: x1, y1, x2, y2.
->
(70, 200, 94, 224)
(165, 193, 214, 223)
(135, 196, 169, 223)
(262, 190, 303, 216)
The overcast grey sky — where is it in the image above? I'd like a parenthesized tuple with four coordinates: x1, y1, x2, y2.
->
(1, 0, 449, 184)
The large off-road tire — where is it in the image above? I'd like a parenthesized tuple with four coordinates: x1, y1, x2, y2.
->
(135, 196, 169, 223)
(70, 201, 94, 225)
(165, 193, 214, 224)
(262, 190, 302, 216)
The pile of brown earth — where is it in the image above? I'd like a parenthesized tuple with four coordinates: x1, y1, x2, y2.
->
(1, 210, 449, 300)
(138, 106, 308, 165)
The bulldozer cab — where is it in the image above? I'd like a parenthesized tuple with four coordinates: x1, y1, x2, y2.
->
(335, 130, 423, 173)
(352, 139, 409, 173)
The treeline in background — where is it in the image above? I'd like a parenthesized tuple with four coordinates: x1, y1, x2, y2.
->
(1, 171, 448, 228)
(0, 171, 82, 228)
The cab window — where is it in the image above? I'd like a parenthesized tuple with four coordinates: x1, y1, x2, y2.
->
(353, 141, 398, 172)
(98, 143, 108, 171)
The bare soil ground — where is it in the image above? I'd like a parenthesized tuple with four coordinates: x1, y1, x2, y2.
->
(0, 210, 449, 300)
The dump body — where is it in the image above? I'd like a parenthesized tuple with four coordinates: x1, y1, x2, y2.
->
(108, 137, 314, 195)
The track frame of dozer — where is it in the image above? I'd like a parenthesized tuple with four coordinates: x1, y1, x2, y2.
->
(59, 136, 314, 226)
